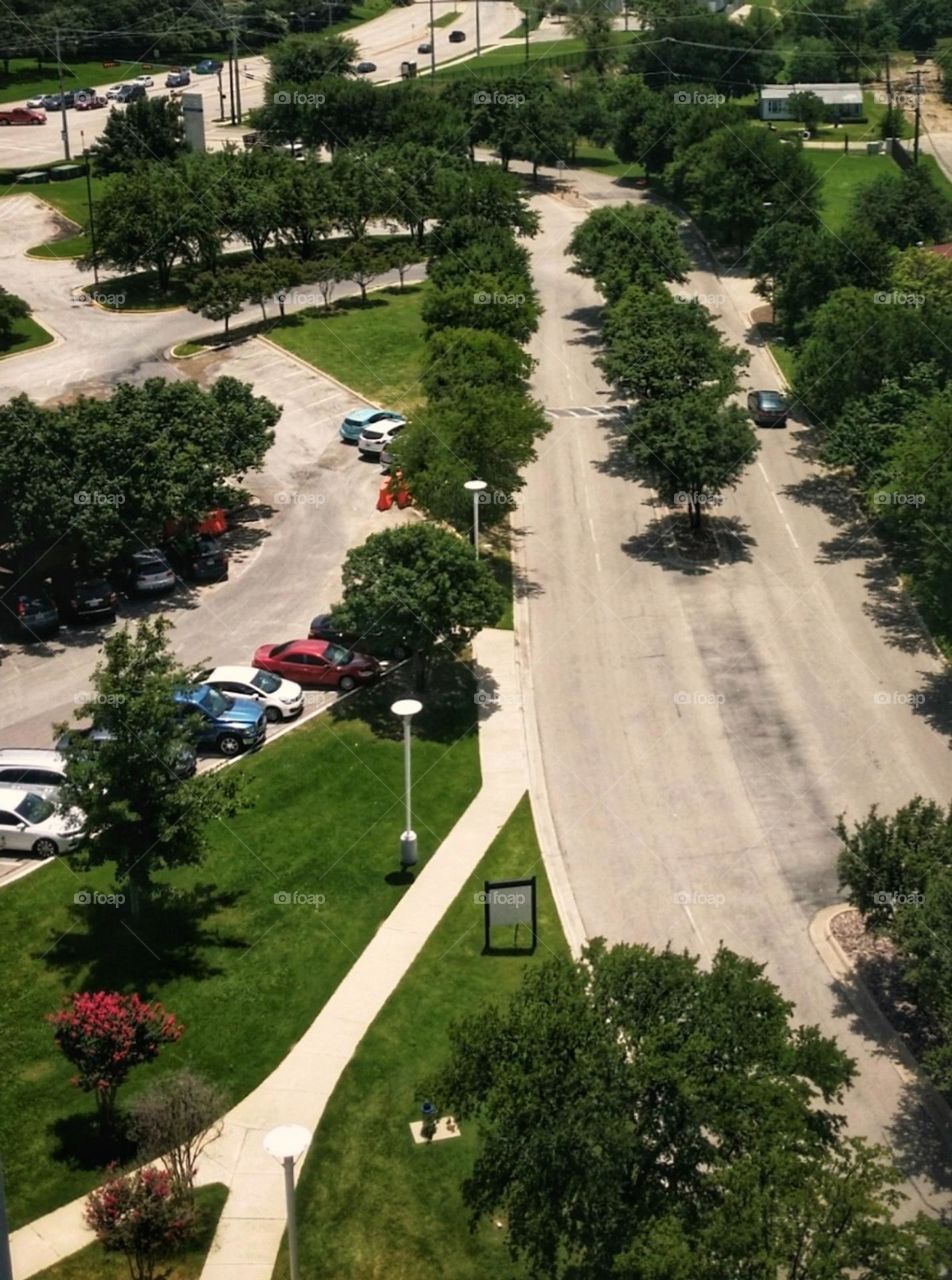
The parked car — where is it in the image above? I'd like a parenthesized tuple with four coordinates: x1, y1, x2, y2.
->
(55, 575, 118, 623)
(165, 536, 229, 584)
(253, 639, 380, 691)
(0, 789, 84, 858)
(339, 407, 406, 444)
(193, 59, 223, 74)
(115, 83, 146, 104)
(56, 725, 197, 779)
(165, 68, 191, 87)
(356, 61, 377, 74)
(0, 749, 68, 797)
(120, 548, 176, 596)
(104, 83, 125, 100)
(0, 590, 59, 641)
(417, 41, 432, 53)
(747, 389, 790, 427)
(174, 684, 267, 756)
(40, 91, 74, 110)
(448, 28, 466, 41)
(74, 94, 107, 110)
(25, 94, 46, 108)
(133, 74, 154, 87)
(195, 665, 304, 722)
(0, 107, 46, 124)
(358, 418, 405, 456)
(308, 613, 408, 662)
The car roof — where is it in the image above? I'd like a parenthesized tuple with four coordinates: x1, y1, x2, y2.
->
(0, 749, 66, 768)
(0, 788, 36, 807)
(278, 638, 329, 655)
(132, 547, 167, 561)
(755, 389, 786, 401)
(345, 406, 399, 423)
(203, 665, 267, 683)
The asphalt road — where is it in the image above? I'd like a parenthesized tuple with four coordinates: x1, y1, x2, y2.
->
(518, 163, 952, 1211)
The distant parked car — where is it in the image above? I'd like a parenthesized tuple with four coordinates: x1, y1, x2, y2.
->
(40, 91, 74, 110)
(356, 61, 377, 73)
(25, 94, 46, 108)
(133, 74, 154, 87)
(0, 789, 84, 858)
(120, 548, 176, 596)
(448, 28, 466, 41)
(104, 84, 125, 100)
(55, 575, 117, 623)
(0, 749, 68, 798)
(0, 590, 59, 641)
(165, 536, 229, 584)
(309, 612, 409, 662)
(417, 41, 433, 53)
(253, 639, 380, 691)
(0, 106, 46, 124)
(174, 684, 267, 756)
(74, 93, 107, 110)
(165, 68, 191, 87)
(339, 406, 405, 443)
(193, 59, 223, 74)
(115, 82, 146, 104)
(358, 418, 405, 456)
(195, 665, 304, 722)
(747, 389, 790, 427)
(57, 725, 197, 779)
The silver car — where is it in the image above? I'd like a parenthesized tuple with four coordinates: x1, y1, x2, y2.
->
(0, 789, 84, 858)
(126, 548, 176, 595)
(0, 749, 68, 798)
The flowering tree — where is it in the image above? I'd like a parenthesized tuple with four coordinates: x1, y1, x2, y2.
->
(48, 992, 183, 1132)
(85, 1166, 192, 1280)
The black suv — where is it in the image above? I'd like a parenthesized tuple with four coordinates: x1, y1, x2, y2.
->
(1, 590, 60, 640)
(308, 612, 408, 662)
(56, 575, 118, 623)
(115, 83, 146, 104)
(448, 28, 466, 42)
(747, 389, 790, 427)
(165, 536, 229, 584)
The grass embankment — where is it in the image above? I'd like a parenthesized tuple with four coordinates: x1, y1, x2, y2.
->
(0, 313, 54, 358)
(275, 794, 566, 1280)
(0, 663, 480, 1227)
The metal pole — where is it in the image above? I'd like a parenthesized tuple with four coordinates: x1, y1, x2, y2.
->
(55, 27, 70, 161)
(403, 715, 412, 836)
(216, 66, 225, 122)
(82, 136, 99, 286)
(473, 491, 481, 557)
(284, 1156, 299, 1280)
(524, 4, 530, 64)
(0, 1160, 13, 1280)
(429, 0, 436, 75)
(227, 39, 236, 125)
(914, 68, 922, 163)
(475, 0, 481, 56)
(233, 27, 242, 124)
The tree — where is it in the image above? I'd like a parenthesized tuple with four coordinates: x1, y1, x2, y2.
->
(787, 89, 829, 134)
(267, 32, 359, 81)
(334, 524, 505, 690)
(849, 165, 952, 249)
(331, 147, 383, 240)
(385, 240, 418, 291)
(569, 204, 690, 302)
(598, 285, 748, 402)
(0, 289, 29, 345)
(49, 991, 182, 1134)
(275, 158, 336, 258)
(433, 164, 539, 236)
(90, 163, 195, 291)
(313, 254, 343, 308)
(566, 0, 618, 73)
(57, 619, 248, 917)
(341, 240, 380, 303)
(433, 939, 949, 1279)
(267, 256, 306, 318)
(422, 274, 541, 342)
(428, 219, 531, 289)
(421, 328, 533, 402)
(787, 36, 841, 82)
(90, 96, 186, 175)
(626, 13, 783, 94)
(187, 269, 248, 337)
(373, 142, 454, 245)
(128, 1069, 225, 1206)
(609, 74, 679, 176)
(219, 149, 288, 261)
(628, 389, 759, 528)
(85, 1166, 192, 1280)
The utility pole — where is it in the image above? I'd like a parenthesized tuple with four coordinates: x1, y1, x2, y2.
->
(232, 27, 242, 124)
(475, 0, 481, 56)
(428, 0, 436, 76)
(227, 37, 236, 125)
(914, 67, 922, 163)
(81, 131, 98, 286)
(55, 27, 70, 161)
(524, 3, 531, 65)
(216, 65, 225, 122)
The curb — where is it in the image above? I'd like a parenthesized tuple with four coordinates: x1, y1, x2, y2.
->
(255, 333, 376, 407)
(0, 316, 61, 362)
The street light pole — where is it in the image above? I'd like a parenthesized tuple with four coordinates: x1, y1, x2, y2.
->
(464, 479, 488, 556)
(475, 0, 481, 56)
(55, 27, 70, 161)
(81, 132, 99, 286)
(429, 0, 436, 76)
(391, 699, 423, 870)
(263, 1126, 312, 1280)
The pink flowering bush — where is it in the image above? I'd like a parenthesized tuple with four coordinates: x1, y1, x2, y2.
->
(85, 1165, 193, 1280)
(48, 991, 182, 1132)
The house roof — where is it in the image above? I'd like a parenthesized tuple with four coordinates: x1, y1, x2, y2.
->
(927, 243, 952, 257)
(760, 83, 864, 106)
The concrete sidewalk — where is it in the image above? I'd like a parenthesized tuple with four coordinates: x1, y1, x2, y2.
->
(10, 629, 529, 1280)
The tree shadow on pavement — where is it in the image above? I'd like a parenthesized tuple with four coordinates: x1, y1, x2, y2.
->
(621, 512, 755, 575)
(912, 666, 952, 741)
(564, 304, 605, 350)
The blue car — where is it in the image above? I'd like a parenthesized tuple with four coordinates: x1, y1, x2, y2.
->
(174, 684, 266, 757)
(339, 407, 406, 444)
(193, 59, 223, 75)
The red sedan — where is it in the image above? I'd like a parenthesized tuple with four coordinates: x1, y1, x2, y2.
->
(252, 639, 379, 691)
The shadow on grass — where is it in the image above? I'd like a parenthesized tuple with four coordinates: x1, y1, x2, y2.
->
(39, 883, 247, 993)
(621, 512, 756, 574)
(49, 1110, 137, 1176)
(329, 655, 481, 746)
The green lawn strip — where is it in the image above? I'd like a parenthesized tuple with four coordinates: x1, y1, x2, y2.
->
(275, 793, 565, 1280)
(31, 1183, 228, 1280)
(574, 139, 644, 181)
(431, 30, 635, 77)
(431, 9, 461, 27)
(802, 149, 901, 230)
(919, 152, 952, 206)
(0, 313, 54, 358)
(503, 0, 546, 38)
(172, 341, 208, 358)
(769, 341, 797, 387)
(0, 663, 480, 1228)
(0, 56, 227, 104)
(1, 175, 101, 258)
(269, 284, 427, 413)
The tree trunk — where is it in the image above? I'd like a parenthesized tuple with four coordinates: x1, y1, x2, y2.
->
(259, 300, 267, 321)
(412, 649, 429, 693)
(223, 313, 230, 337)
(96, 1083, 119, 1136)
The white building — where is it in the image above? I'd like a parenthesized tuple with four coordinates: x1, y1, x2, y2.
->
(759, 83, 864, 121)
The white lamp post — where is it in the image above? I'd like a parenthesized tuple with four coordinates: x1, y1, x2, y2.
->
(463, 479, 488, 557)
(263, 1124, 312, 1280)
(391, 698, 423, 869)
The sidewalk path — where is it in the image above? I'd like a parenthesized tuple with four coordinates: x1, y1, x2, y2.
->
(10, 628, 529, 1280)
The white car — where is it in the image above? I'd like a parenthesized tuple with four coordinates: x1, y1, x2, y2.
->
(0, 748, 68, 798)
(0, 789, 84, 858)
(194, 665, 304, 723)
(358, 420, 405, 456)
(104, 84, 125, 100)
(134, 74, 154, 87)
(26, 94, 46, 108)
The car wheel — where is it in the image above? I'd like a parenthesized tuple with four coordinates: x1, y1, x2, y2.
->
(339, 675, 356, 692)
(32, 837, 58, 858)
(265, 706, 281, 723)
(218, 732, 243, 756)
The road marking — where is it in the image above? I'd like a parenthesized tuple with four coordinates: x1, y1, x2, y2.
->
(681, 903, 706, 947)
(771, 491, 784, 517)
(588, 516, 602, 573)
(784, 522, 800, 549)
(757, 461, 771, 484)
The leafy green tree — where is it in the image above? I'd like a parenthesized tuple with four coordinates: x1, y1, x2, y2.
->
(820, 371, 933, 482)
(627, 13, 783, 93)
(507, 84, 578, 178)
(628, 389, 758, 528)
(422, 274, 541, 342)
(58, 619, 247, 917)
(90, 96, 186, 176)
(569, 204, 690, 302)
(187, 269, 248, 336)
(433, 164, 539, 236)
(267, 32, 359, 81)
(266, 256, 306, 318)
(787, 89, 829, 134)
(340, 240, 380, 303)
(609, 74, 679, 176)
(218, 148, 290, 261)
(421, 328, 534, 401)
(374, 142, 456, 245)
(599, 284, 747, 402)
(849, 165, 952, 248)
(90, 163, 195, 291)
(335, 524, 505, 690)
(330, 147, 384, 240)
(565, 0, 618, 73)
(787, 36, 841, 82)
(384, 240, 419, 290)
(428, 219, 531, 289)
(274, 158, 336, 258)
(0, 289, 29, 345)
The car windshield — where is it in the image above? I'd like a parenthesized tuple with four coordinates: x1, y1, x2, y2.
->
(325, 643, 352, 665)
(270, 641, 295, 657)
(138, 560, 167, 575)
(761, 393, 787, 408)
(251, 671, 281, 694)
(16, 793, 53, 825)
(195, 685, 232, 716)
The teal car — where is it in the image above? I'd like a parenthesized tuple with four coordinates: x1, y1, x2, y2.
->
(339, 407, 405, 444)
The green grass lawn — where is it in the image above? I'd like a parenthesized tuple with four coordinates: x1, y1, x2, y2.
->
(431, 30, 636, 77)
(0, 312, 53, 359)
(32, 1184, 228, 1280)
(16, 175, 103, 258)
(274, 793, 566, 1280)
(431, 8, 461, 26)
(0, 664, 480, 1228)
(769, 340, 796, 386)
(503, 0, 546, 39)
(269, 284, 427, 414)
(574, 139, 644, 181)
(803, 150, 901, 230)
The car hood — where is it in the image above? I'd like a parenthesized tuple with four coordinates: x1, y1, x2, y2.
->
(217, 693, 264, 725)
(35, 806, 85, 837)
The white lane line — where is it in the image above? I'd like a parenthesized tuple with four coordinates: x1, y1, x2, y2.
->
(682, 903, 706, 947)
(771, 491, 785, 517)
(588, 516, 602, 573)
(784, 522, 800, 550)
(757, 461, 771, 484)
